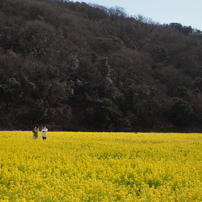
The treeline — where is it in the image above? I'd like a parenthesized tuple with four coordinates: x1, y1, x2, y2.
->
(0, 0, 202, 131)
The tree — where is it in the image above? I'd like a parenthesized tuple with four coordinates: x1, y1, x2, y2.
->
(168, 98, 193, 126)
(0, 77, 22, 108)
(28, 99, 49, 124)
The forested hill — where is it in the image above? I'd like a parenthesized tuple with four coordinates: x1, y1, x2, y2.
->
(1, 0, 202, 132)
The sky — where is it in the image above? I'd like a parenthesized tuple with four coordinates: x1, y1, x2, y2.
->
(76, 0, 202, 31)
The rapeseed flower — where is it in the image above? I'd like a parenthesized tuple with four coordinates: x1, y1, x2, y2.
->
(0, 131, 202, 201)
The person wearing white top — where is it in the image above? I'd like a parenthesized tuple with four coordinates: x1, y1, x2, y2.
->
(41, 126, 48, 140)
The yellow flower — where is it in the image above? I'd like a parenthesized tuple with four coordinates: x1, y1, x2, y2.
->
(1, 131, 202, 201)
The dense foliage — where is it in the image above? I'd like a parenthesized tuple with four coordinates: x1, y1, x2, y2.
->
(1, 0, 202, 131)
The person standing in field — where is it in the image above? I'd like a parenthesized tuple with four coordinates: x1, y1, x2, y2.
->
(41, 126, 48, 140)
(32, 125, 39, 139)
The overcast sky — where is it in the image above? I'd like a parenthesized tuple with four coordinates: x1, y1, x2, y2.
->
(76, 0, 202, 31)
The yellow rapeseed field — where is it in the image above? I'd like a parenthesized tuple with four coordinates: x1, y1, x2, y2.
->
(0, 131, 202, 202)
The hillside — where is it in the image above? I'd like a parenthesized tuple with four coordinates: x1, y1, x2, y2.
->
(1, 0, 202, 131)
